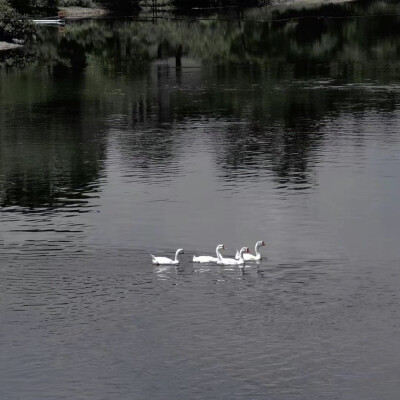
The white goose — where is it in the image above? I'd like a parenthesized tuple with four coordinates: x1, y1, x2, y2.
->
(235, 240, 265, 261)
(193, 244, 225, 263)
(151, 249, 184, 265)
(218, 247, 249, 266)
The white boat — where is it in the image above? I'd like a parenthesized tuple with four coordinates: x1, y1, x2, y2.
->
(33, 19, 65, 26)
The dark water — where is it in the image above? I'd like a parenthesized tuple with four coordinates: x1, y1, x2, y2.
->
(1, 1, 400, 399)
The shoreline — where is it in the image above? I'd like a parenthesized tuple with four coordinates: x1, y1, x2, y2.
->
(58, 6, 109, 19)
(59, 0, 354, 18)
(0, 41, 22, 52)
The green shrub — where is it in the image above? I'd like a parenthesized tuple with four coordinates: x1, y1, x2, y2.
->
(96, 0, 140, 13)
(0, 2, 36, 42)
(8, 0, 57, 15)
(58, 0, 96, 7)
(0, 0, 12, 14)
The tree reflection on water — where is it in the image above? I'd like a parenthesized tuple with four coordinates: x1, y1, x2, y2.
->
(1, 0, 400, 209)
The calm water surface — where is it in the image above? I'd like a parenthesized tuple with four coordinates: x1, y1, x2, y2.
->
(1, 1, 400, 399)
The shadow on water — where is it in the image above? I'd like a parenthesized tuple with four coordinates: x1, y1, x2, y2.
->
(0, 63, 107, 211)
(2, 0, 400, 209)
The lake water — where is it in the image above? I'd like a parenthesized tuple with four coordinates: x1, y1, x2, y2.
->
(1, 1, 400, 399)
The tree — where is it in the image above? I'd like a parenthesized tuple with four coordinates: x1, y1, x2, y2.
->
(8, 0, 57, 15)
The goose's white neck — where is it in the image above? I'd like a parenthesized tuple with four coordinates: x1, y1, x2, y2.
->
(175, 250, 182, 262)
(254, 242, 262, 256)
(216, 246, 224, 260)
(238, 248, 246, 261)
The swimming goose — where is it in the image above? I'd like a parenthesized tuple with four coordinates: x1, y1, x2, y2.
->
(151, 249, 184, 265)
(218, 247, 249, 266)
(193, 244, 225, 263)
(235, 240, 265, 261)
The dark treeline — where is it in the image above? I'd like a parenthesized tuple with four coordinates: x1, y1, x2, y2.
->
(1, 0, 144, 15)
(171, 0, 261, 12)
(0, 0, 57, 16)
(66, 0, 140, 13)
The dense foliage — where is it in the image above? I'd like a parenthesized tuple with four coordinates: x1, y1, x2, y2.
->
(9, 0, 57, 14)
(0, 0, 36, 42)
(0, 0, 141, 45)
(60, 0, 139, 12)
(59, 0, 96, 6)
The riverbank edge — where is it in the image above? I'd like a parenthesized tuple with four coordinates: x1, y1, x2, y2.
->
(58, 6, 109, 19)
(0, 41, 22, 52)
